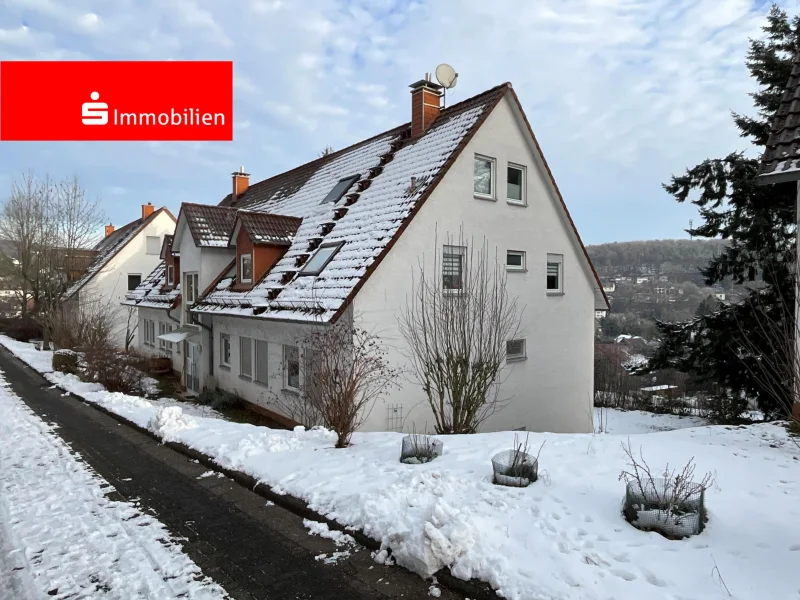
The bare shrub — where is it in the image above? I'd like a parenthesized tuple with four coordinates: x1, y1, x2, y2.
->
(619, 440, 714, 538)
(81, 343, 150, 395)
(732, 260, 800, 432)
(400, 428, 443, 464)
(282, 321, 399, 448)
(45, 297, 115, 350)
(399, 234, 522, 434)
(52, 349, 78, 374)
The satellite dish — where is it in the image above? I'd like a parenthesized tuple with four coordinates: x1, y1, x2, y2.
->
(435, 64, 458, 89)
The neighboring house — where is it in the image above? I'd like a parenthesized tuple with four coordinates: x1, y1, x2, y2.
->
(595, 309, 608, 319)
(121, 234, 182, 372)
(64, 203, 176, 347)
(758, 50, 800, 422)
(602, 281, 616, 293)
(128, 79, 609, 434)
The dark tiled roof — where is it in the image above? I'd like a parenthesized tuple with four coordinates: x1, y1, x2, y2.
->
(196, 84, 509, 322)
(182, 203, 237, 247)
(760, 52, 800, 183)
(122, 260, 181, 310)
(236, 211, 303, 245)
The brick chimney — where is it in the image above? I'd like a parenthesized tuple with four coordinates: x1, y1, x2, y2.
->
(410, 75, 443, 137)
(104, 224, 115, 237)
(232, 166, 250, 198)
(142, 202, 155, 220)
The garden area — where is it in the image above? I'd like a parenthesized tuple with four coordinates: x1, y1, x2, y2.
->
(2, 334, 797, 600)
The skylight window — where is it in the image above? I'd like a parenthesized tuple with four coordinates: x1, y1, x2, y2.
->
(300, 242, 343, 275)
(320, 174, 360, 204)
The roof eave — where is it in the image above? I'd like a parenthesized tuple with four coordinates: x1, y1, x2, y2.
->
(757, 169, 800, 185)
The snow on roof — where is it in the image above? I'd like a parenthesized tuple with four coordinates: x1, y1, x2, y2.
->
(760, 51, 800, 184)
(234, 211, 303, 246)
(122, 260, 181, 310)
(65, 210, 169, 299)
(181, 204, 237, 247)
(640, 384, 678, 392)
(194, 84, 508, 322)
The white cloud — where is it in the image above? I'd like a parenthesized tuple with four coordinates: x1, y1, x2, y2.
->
(1, 0, 799, 242)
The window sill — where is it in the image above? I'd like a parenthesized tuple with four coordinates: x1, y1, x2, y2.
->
(238, 374, 252, 381)
(218, 364, 230, 371)
(506, 200, 527, 207)
(282, 387, 300, 395)
(473, 193, 496, 202)
(547, 291, 565, 296)
(507, 268, 527, 273)
(507, 355, 528, 363)
(254, 380, 269, 389)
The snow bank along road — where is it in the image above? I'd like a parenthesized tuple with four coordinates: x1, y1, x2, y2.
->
(0, 348, 458, 600)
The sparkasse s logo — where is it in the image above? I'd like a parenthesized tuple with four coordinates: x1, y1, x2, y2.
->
(0, 61, 233, 141)
(82, 92, 108, 125)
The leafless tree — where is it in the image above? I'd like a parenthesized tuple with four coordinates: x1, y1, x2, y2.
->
(0, 172, 104, 344)
(399, 234, 522, 434)
(124, 306, 138, 351)
(732, 258, 800, 431)
(275, 321, 399, 448)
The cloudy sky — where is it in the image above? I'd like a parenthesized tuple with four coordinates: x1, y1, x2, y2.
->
(0, 0, 796, 244)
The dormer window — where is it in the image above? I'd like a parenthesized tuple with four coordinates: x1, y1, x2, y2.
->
(240, 253, 253, 283)
(321, 174, 360, 204)
(167, 265, 174, 285)
(300, 242, 342, 276)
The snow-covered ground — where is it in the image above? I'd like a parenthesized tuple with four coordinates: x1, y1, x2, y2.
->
(0, 365, 227, 599)
(595, 406, 707, 434)
(3, 336, 799, 600)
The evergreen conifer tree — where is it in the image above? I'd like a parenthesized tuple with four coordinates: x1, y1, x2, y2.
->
(643, 5, 800, 417)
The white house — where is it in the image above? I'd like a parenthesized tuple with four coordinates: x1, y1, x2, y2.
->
(65, 203, 176, 347)
(126, 79, 609, 434)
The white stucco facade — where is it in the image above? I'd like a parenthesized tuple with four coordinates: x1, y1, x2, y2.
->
(153, 93, 601, 435)
(353, 95, 597, 434)
(77, 210, 175, 348)
(137, 306, 182, 373)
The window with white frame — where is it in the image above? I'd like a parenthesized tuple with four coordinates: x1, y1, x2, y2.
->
(167, 265, 174, 285)
(143, 319, 156, 346)
(507, 164, 526, 204)
(240, 336, 252, 378)
(127, 274, 142, 290)
(255, 339, 269, 384)
(240, 253, 253, 283)
(546, 254, 563, 293)
(184, 272, 198, 323)
(474, 155, 495, 198)
(146, 236, 161, 255)
(506, 339, 526, 361)
(442, 245, 466, 292)
(159, 322, 168, 351)
(283, 344, 300, 390)
(506, 250, 526, 272)
(220, 333, 231, 367)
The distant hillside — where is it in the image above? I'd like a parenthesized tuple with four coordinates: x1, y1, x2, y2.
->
(586, 239, 728, 284)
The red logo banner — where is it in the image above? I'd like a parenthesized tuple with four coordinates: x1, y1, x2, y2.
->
(0, 61, 233, 141)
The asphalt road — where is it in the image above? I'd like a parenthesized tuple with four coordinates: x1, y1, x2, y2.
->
(0, 348, 457, 600)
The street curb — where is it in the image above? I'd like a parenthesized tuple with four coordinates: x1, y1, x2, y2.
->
(4, 347, 498, 600)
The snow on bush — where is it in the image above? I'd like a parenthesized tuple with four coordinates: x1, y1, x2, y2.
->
(147, 406, 199, 441)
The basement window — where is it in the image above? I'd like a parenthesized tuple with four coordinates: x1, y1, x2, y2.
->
(300, 242, 343, 276)
(506, 339, 526, 361)
(320, 174, 360, 204)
